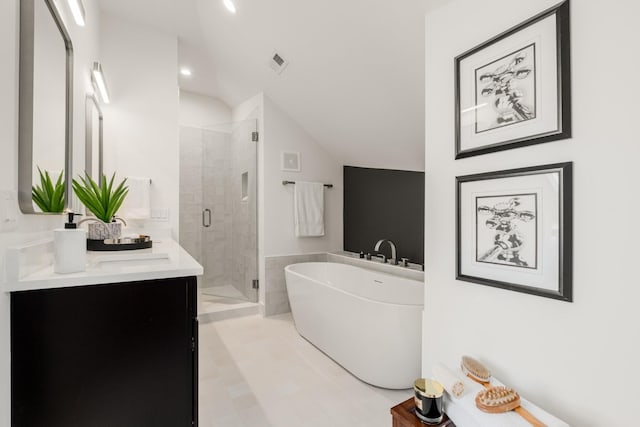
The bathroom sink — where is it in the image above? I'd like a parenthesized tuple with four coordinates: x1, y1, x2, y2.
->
(92, 252, 169, 264)
(90, 252, 170, 267)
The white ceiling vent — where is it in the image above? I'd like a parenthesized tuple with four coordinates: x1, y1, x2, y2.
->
(269, 50, 289, 74)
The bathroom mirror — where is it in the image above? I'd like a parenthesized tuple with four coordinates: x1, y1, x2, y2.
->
(85, 94, 103, 183)
(18, 0, 74, 213)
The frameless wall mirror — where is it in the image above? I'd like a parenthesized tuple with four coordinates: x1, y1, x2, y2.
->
(85, 94, 103, 183)
(18, 0, 74, 214)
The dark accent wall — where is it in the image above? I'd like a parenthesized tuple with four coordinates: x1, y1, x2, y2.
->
(344, 166, 425, 264)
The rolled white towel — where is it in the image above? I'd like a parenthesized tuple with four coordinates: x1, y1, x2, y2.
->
(433, 362, 467, 399)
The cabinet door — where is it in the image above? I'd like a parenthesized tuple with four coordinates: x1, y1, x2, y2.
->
(11, 277, 198, 427)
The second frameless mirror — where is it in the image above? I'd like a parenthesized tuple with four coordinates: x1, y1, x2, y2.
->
(85, 94, 103, 183)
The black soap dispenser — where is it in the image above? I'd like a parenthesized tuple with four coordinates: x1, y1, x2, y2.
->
(54, 212, 87, 274)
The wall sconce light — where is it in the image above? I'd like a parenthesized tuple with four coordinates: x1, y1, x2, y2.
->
(67, 0, 86, 27)
(91, 62, 110, 104)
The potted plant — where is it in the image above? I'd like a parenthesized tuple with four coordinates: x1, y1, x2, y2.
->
(72, 173, 129, 240)
(32, 167, 65, 213)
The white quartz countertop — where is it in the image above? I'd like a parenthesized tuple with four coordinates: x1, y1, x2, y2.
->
(4, 239, 203, 293)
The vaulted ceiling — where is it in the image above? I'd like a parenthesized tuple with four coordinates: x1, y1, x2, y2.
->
(98, 0, 447, 171)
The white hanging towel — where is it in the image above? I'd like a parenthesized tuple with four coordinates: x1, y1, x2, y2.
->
(294, 181, 325, 237)
(118, 176, 151, 219)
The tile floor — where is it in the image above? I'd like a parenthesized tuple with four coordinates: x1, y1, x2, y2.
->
(199, 314, 411, 427)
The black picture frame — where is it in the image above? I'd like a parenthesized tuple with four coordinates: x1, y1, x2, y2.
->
(454, 0, 571, 159)
(456, 162, 572, 302)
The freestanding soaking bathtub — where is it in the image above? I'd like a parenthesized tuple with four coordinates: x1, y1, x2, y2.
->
(284, 262, 424, 389)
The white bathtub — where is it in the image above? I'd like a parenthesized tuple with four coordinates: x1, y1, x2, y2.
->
(285, 262, 423, 389)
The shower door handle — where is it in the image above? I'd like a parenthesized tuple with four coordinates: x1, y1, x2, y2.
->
(202, 209, 212, 228)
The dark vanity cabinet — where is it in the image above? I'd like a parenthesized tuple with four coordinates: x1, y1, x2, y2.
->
(11, 276, 198, 427)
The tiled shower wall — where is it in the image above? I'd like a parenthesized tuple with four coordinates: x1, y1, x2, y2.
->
(179, 127, 233, 289)
(203, 130, 233, 288)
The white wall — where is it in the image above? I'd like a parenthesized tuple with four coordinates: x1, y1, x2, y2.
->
(263, 97, 343, 257)
(0, 0, 101, 425)
(179, 90, 231, 128)
(100, 12, 180, 237)
(423, 1, 640, 425)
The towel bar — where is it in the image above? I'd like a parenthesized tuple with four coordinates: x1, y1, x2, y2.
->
(282, 180, 333, 188)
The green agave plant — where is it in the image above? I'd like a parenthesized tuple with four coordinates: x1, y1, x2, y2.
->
(32, 167, 65, 213)
(72, 173, 129, 223)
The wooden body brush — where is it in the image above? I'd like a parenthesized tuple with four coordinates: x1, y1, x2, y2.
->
(460, 356, 547, 427)
(476, 386, 521, 413)
(461, 355, 491, 386)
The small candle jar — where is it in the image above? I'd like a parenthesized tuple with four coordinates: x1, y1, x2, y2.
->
(413, 378, 444, 424)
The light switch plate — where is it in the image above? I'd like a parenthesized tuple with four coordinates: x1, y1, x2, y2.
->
(150, 208, 170, 221)
(0, 190, 19, 232)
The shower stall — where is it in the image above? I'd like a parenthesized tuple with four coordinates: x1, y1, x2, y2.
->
(179, 120, 258, 304)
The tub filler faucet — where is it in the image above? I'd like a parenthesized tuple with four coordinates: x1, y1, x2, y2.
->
(374, 239, 398, 265)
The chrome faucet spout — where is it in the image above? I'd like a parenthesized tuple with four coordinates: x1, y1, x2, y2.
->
(76, 217, 96, 226)
(373, 239, 398, 265)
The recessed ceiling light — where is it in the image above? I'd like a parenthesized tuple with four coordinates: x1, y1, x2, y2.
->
(180, 68, 192, 76)
(223, 0, 237, 14)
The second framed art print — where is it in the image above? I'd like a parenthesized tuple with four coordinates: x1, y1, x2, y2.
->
(456, 162, 572, 301)
(455, 1, 571, 159)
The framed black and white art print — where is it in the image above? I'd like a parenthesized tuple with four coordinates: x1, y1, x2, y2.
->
(454, 1, 571, 159)
(456, 162, 572, 301)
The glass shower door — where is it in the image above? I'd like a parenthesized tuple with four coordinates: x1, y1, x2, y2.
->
(178, 119, 258, 303)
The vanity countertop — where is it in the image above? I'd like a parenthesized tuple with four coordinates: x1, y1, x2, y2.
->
(3, 239, 203, 293)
